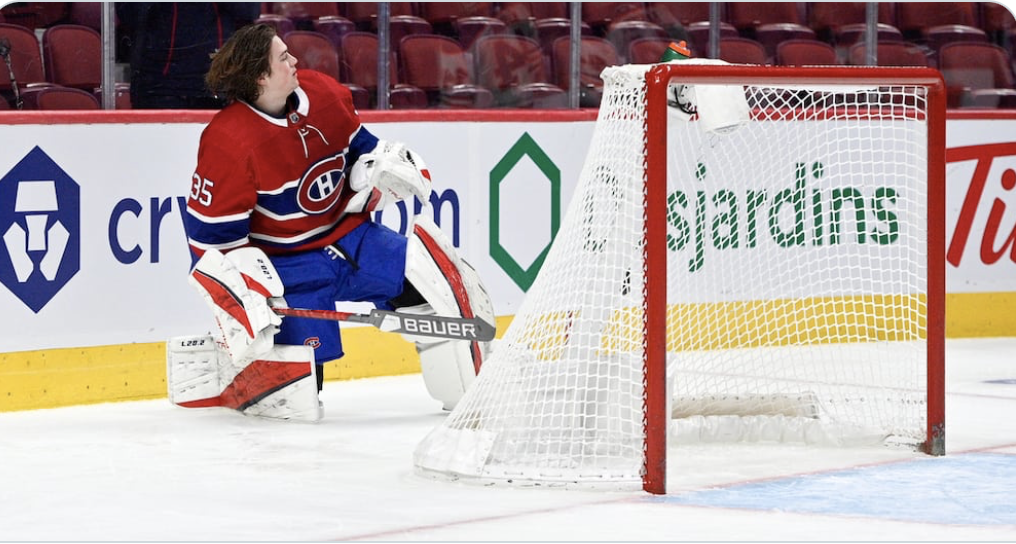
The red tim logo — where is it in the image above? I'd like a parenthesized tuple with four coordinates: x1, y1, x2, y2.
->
(297, 154, 347, 215)
(947, 143, 1016, 267)
(304, 337, 321, 349)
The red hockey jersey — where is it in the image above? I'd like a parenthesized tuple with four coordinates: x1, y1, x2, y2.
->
(185, 69, 380, 257)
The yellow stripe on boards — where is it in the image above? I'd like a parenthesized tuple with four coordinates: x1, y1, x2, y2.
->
(0, 316, 514, 413)
(1, 295, 1012, 413)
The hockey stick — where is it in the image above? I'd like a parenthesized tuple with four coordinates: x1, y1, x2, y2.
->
(272, 306, 496, 342)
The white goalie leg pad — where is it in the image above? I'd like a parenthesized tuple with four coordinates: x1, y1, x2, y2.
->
(188, 247, 284, 365)
(404, 214, 495, 410)
(167, 336, 321, 422)
(234, 345, 321, 422)
(167, 334, 227, 405)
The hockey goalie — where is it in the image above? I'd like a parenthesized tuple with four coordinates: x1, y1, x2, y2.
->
(166, 24, 494, 422)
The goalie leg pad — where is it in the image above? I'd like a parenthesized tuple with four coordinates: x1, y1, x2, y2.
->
(167, 336, 321, 422)
(167, 334, 226, 405)
(401, 214, 495, 409)
(418, 339, 479, 411)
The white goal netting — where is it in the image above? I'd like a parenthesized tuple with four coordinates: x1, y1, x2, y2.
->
(414, 63, 940, 490)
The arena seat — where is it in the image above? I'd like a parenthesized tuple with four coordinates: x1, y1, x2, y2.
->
(343, 2, 415, 31)
(605, 19, 668, 63)
(627, 36, 676, 64)
(472, 34, 565, 108)
(685, 21, 738, 57)
(21, 85, 100, 110)
(534, 17, 593, 56)
(284, 30, 341, 82)
(255, 14, 295, 38)
(454, 16, 507, 49)
(718, 37, 767, 64)
(340, 31, 427, 109)
(312, 15, 357, 49)
(0, 23, 46, 102)
(399, 34, 494, 108)
(726, 2, 804, 36)
(847, 41, 929, 66)
(938, 41, 1016, 108)
(42, 24, 101, 91)
(418, 2, 495, 37)
(550, 35, 620, 107)
(894, 2, 978, 41)
(776, 39, 838, 66)
(753, 22, 817, 62)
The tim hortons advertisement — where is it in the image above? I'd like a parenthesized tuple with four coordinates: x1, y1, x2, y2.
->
(0, 116, 1012, 352)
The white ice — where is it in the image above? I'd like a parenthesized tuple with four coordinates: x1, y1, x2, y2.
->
(1, 337, 1015, 542)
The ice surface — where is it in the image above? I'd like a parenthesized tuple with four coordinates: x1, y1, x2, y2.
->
(1, 338, 1015, 541)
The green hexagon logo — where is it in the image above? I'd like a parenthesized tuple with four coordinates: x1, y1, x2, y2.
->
(490, 132, 560, 291)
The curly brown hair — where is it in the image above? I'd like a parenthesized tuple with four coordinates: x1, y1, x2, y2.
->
(205, 23, 276, 104)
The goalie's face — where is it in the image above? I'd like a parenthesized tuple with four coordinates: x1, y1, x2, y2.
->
(258, 36, 299, 100)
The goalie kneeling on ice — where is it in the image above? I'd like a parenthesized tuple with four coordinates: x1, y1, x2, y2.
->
(665, 58, 750, 135)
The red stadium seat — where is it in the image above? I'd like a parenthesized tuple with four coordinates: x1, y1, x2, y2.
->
(627, 36, 676, 64)
(646, 2, 716, 27)
(312, 15, 356, 48)
(255, 14, 295, 38)
(418, 2, 495, 36)
(21, 85, 100, 110)
(550, 36, 620, 107)
(832, 23, 904, 63)
(0, 23, 46, 103)
(938, 41, 1016, 108)
(980, 1, 1016, 42)
(399, 34, 494, 108)
(605, 20, 668, 63)
(776, 39, 838, 66)
(808, 2, 896, 43)
(925, 24, 988, 59)
(496, 2, 569, 32)
(284, 31, 341, 82)
(726, 3, 803, 35)
(753, 22, 816, 62)
(685, 21, 738, 57)
(534, 17, 593, 56)
(67, 2, 101, 32)
(455, 16, 507, 49)
(895, 2, 978, 40)
(581, 2, 649, 35)
(94, 82, 132, 110)
(42, 24, 101, 91)
(343, 2, 415, 31)
(847, 42, 929, 67)
(270, 2, 340, 28)
(340, 31, 427, 109)
(718, 37, 767, 65)
(388, 15, 433, 48)
(472, 34, 565, 108)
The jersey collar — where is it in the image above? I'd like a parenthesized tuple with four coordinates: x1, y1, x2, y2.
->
(243, 86, 311, 127)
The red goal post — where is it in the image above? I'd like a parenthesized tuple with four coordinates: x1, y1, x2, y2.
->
(414, 63, 946, 495)
(642, 64, 947, 494)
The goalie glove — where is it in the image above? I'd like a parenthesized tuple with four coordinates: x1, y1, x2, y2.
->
(188, 247, 285, 365)
(345, 140, 431, 213)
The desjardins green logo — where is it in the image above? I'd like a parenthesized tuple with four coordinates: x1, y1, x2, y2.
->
(668, 161, 901, 273)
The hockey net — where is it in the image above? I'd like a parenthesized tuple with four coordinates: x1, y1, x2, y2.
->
(414, 63, 946, 493)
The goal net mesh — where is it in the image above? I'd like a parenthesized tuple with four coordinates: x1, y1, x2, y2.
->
(414, 63, 932, 489)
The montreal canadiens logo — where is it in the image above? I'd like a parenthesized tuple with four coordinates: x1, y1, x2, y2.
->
(297, 154, 347, 215)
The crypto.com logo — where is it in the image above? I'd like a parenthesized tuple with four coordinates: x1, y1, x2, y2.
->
(0, 146, 80, 313)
